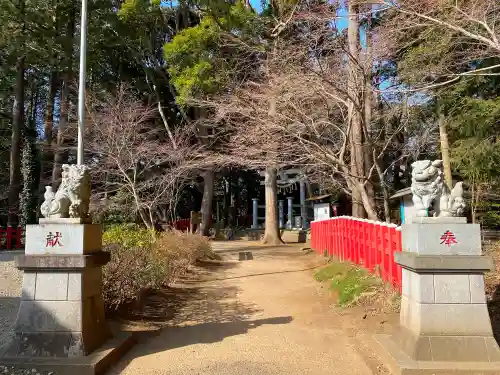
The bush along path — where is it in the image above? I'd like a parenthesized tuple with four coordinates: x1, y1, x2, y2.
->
(108, 244, 380, 375)
(102, 224, 213, 312)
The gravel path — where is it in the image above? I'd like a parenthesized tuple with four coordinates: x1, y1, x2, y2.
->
(0, 251, 22, 347)
(0, 251, 39, 375)
(109, 245, 379, 375)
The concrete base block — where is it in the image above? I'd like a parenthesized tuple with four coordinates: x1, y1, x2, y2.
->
(7, 296, 111, 356)
(25, 223, 102, 255)
(392, 327, 500, 362)
(280, 230, 307, 243)
(374, 334, 500, 375)
(402, 221, 481, 255)
(7, 252, 112, 358)
(400, 295, 494, 336)
(0, 331, 136, 375)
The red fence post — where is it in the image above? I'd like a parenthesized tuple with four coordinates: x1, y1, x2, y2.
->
(311, 222, 315, 250)
(355, 220, 361, 265)
(352, 220, 358, 264)
(387, 225, 394, 286)
(346, 218, 354, 262)
(343, 218, 348, 262)
(394, 227, 403, 291)
(366, 221, 373, 272)
(0, 228, 4, 250)
(344, 218, 348, 261)
(375, 223, 382, 278)
(334, 219, 339, 258)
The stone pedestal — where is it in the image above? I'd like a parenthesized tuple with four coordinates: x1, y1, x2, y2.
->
(375, 217, 500, 374)
(2, 222, 111, 358)
(0, 219, 135, 373)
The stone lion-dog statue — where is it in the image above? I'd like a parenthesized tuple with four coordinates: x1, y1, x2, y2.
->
(411, 159, 466, 218)
(40, 164, 91, 219)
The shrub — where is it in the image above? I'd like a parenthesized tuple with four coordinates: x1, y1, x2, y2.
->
(102, 225, 213, 311)
(102, 223, 155, 249)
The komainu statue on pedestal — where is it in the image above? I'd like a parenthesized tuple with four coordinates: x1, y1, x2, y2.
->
(40, 164, 91, 219)
(411, 159, 466, 218)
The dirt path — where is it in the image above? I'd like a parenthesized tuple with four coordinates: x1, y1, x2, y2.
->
(109, 244, 381, 375)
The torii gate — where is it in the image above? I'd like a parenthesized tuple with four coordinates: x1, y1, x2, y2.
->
(252, 169, 309, 229)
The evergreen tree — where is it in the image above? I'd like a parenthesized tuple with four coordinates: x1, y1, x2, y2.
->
(19, 124, 40, 226)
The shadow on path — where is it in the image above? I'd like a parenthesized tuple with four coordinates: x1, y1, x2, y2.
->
(487, 284, 500, 344)
(134, 316, 292, 352)
(110, 316, 293, 373)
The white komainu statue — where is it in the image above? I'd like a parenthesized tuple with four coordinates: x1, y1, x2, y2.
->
(40, 164, 91, 219)
(411, 159, 466, 218)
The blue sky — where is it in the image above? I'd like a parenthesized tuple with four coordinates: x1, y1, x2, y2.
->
(250, 0, 262, 12)
(249, 1, 350, 30)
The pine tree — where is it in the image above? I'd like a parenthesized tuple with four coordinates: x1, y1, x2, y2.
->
(19, 126, 40, 227)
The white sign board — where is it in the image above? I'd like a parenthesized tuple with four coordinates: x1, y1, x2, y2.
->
(313, 203, 330, 221)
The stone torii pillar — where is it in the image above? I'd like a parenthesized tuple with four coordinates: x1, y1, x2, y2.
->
(278, 200, 284, 229)
(299, 179, 307, 229)
(252, 198, 259, 229)
(287, 197, 293, 229)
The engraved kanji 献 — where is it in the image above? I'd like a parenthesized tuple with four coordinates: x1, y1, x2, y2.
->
(440, 230, 457, 247)
(46, 231, 63, 247)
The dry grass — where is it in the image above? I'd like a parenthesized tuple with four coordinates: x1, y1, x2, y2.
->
(484, 242, 500, 300)
(103, 228, 213, 312)
(484, 241, 500, 341)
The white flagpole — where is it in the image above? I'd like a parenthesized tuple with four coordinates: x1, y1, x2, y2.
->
(77, 0, 88, 165)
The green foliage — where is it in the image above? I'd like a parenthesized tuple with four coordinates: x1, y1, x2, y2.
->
(117, 0, 160, 20)
(315, 262, 382, 307)
(164, 18, 222, 105)
(442, 72, 500, 209)
(314, 261, 348, 282)
(163, 2, 263, 106)
(481, 210, 500, 229)
(102, 223, 156, 249)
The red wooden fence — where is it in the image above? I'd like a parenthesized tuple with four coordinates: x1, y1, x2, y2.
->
(171, 218, 191, 232)
(0, 227, 24, 250)
(310, 216, 402, 291)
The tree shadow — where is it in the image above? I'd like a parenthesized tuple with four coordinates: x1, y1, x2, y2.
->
(0, 296, 21, 354)
(487, 283, 500, 344)
(111, 316, 293, 373)
(111, 258, 256, 328)
(108, 257, 294, 373)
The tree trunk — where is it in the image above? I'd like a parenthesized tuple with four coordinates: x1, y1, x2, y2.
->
(363, 15, 376, 213)
(471, 180, 477, 224)
(52, 77, 69, 188)
(20, 82, 40, 227)
(199, 168, 215, 236)
(438, 108, 452, 190)
(348, 2, 365, 218)
(52, 6, 75, 188)
(8, 56, 25, 225)
(358, 183, 378, 221)
(40, 72, 58, 189)
(262, 167, 283, 245)
(374, 152, 391, 223)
